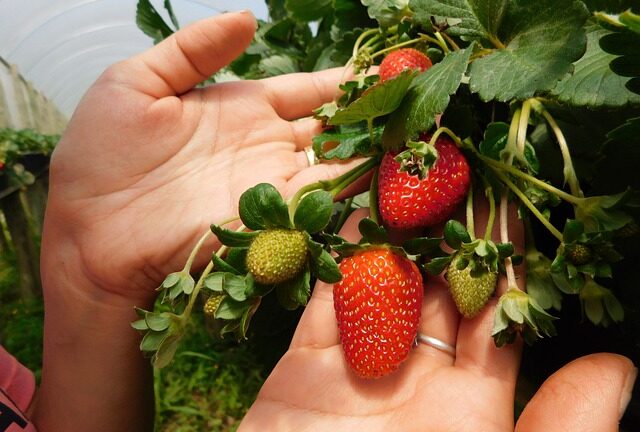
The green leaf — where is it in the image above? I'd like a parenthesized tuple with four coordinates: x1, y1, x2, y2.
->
(358, 218, 388, 244)
(239, 298, 261, 338)
(552, 21, 640, 107)
(312, 124, 383, 160)
(411, 0, 508, 42)
(203, 272, 249, 301)
(478, 122, 509, 160)
(595, 117, 640, 191)
(294, 190, 334, 233)
(163, 0, 179, 29)
(211, 254, 242, 275)
(285, 0, 332, 21)
(425, 255, 453, 274)
(161, 272, 181, 289)
(136, 0, 175, 44)
(526, 251, 562, 311)
(276, 267, 312, 309)
(362, 0, 411, 27)
(311, 249, 343, 283)
(468, 0, 589, 101)
(382, 45, 473, 149)
(329, 70, 415, 125)
(239, 183, 292, 230)
(215, 297, 249, 320)
(403, 236, 444, 255)
(562, 219, 584, 243)
(260, 55, 301, 76)
(140, 329, 168, 352)
(444, 219, 471, 249)
(145, 312, 172, 332)
(210, 225, 258, 248)
(575, 191, 634, 232)
(153, 334, 181, 369)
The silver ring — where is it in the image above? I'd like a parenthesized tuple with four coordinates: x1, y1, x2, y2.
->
(416, 333, 456, 356)
(304, 146, 319, 167)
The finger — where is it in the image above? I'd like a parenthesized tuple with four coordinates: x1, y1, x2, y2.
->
(262, 67, 351, 120)
(289, 209, 369, 350)
(454, 199, 524, 381)
(414, 275, 460, 365)
(106, 11, 256, 98)
(289, 117, 324, 150)
(515, 353, 637, 432)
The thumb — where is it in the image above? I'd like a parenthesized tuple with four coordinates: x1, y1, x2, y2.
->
(108, 11, 256, 97)
(515, 353, 637, 432)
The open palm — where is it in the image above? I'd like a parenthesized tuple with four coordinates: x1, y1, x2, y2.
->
(241, 208, 521, 431)
(42, 12, 358, 299)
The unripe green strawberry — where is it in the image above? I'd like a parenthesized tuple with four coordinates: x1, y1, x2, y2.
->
(566, 244, 592, 265)
(334, 248, 423, 379)
(246, 229, 308, 284)
(446, 254, 498, 319)
(204, 294, 224, 316)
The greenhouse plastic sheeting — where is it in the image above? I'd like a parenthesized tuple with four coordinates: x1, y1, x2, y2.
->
(0, 0, 268, 117)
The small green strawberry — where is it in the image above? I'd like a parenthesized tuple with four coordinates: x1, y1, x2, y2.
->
(246, 229, 308, 284)
(566, 243, 592, 265)
(446, 253, 498, 319)
(203, 294, 224, 316)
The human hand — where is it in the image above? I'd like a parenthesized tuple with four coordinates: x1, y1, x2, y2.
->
(241, 208, 637, 431)
(41, 11, 360, 302)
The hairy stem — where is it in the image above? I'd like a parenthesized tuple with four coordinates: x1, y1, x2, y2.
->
(530, 99, 583, 197)
(434, 32, 451, 54)
(517, 100, 532, 159)
(500, 191, 518, 290)
(494, 170, 563, 241)
(369, 167, 380, 225)
(185, 216, 239, 272)
(477, 154, 581, 204)
(484, 186, 496, 242)
(334, 197, 354, 234)
(466, 185, 475, 240)
(439, 31, 460, 51)
(352, 28, 380, 58)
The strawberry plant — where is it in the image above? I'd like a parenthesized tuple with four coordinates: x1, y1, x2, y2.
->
(135, 0, 640, 396)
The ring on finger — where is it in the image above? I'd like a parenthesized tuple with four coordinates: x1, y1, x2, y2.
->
(415, 333, 456, 357)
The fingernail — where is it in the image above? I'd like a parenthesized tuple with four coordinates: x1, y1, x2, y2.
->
(619, 366, 637, 419)
(234, 9, 257, 29)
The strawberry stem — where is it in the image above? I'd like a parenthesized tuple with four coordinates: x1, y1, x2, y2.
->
(438, 31, 460, 51)
(434, 32, 451, 53)
(529, 99, 583, 198)
(288, 158, 378, 218)
(500, 191, 518, 290)
(334, 197, 354, 234)
(369, 166, 380, 224)
(183, 244, 229, 318)
(493, 169, 563, 241)
(504, 107, 521, 165)
(477, 154, 581, 205)
(466, 185, 475, 240)
(516, 100, 532, 159)
(352, 28, 380, 59)
(185, 216, 239, 273)
(484, 184, 496, 242)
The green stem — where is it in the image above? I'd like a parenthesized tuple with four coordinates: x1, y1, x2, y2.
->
(484, 185, 496, 241)
(477, 154, 581, 205)
(530, 99, 583, 198)
(288, 157, 379, 218)
(500, 190, 518, 290)
(434, 32, 451, 54)
(183, 243, 230, 318)
(328, 157, 379, 197)
(505, 108, 521, 165)
(334, 197, 354, 234)
(494, 170, 563, 241)
(466, 185, 475, 240)
(184, 216, 239, 272)
(369, 167, 380, 225)
(429, 126, 463, 147)
(439, 31, 460, 51)
(353, 28, 380, 58)
(517, 100, 532, 159)
(489, 35, 506, 50)
(371, 36, 424, 59)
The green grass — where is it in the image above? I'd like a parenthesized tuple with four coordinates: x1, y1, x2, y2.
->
(154, 315, 265, 432)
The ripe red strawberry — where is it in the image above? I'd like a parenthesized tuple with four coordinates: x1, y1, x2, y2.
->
(379, 48, 432, 82)
(378, 136, 471, 229)
(333, 248, 423, 378)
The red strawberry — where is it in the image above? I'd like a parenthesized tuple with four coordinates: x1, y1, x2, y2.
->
(379, 48, 432, 82)
(378, 136, 471, 229)
(334, 248, 423, 378)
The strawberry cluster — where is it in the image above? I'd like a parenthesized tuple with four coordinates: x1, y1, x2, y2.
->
(136, 24, 637, 382)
